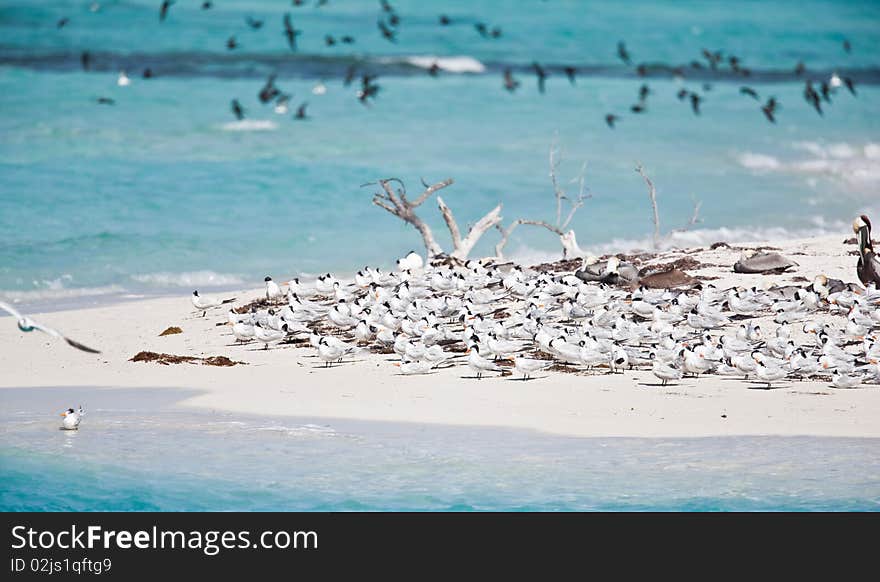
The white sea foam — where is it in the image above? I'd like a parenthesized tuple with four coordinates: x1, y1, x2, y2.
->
(131, 271, 244, 288)
(738, 141, 880, 185)
(504, 220, 853, 267)
(737, 152, 781, 171)
(0, 284, 124, 304)
(400, 55, 487, 73)
(219, 120, 278, 132)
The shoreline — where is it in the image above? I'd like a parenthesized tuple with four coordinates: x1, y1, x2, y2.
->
(1, 233, 879, 439)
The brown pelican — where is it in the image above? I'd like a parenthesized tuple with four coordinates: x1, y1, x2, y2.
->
(853, 215, 880, 286)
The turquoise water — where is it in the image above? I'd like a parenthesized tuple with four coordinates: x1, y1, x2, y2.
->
(2, 388, 878, 511)
(1, 0, 879, 305)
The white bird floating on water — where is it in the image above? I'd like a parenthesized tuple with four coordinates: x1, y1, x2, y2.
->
(61, 406, 84, 430)
(0, 301, 100, 353)
(194, 229, 880, 390)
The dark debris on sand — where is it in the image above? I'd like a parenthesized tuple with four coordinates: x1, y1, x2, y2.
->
(130, 351, 244, 367)
(159, 326, 183, 336)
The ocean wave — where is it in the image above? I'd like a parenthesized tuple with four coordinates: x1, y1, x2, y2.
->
(0, 284, 124, 304)
(737, 141, 880, 185)
(219, 120, 277, 132)
(506, 220, 850, 266)
(2, 49, 878, 84)
(130, 271, 244, 288)
(398, 55, 486, 73)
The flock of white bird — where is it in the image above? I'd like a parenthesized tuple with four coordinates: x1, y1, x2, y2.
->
(198, 250, 880, 389)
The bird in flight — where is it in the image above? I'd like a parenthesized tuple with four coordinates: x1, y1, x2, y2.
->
(159, 0, 174, 22)
(761, 97, 778, 123)
(1, 301, 101, 353)
(231, 99, 245, 120)
(503, 69, 520, 92)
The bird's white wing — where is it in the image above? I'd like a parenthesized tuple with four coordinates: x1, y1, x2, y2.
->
(0, 300, 24, 320)
(30, 321, 101, 354)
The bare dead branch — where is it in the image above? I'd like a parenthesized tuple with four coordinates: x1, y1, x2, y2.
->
(411, 178, 454, 207)
(635, 164, 703, 248)
(436, 196, 463, 249)
(635, 163, 662, 249)
(452, 203, 503, 260)
(497, 142, 590, 259)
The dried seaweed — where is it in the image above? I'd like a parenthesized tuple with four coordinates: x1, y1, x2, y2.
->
(159, 326, 183, 336)
(130, 351, 243, 367)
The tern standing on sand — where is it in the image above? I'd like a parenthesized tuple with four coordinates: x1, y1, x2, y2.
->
(265, 276, 282, 301)
(191, 290, 236, 316)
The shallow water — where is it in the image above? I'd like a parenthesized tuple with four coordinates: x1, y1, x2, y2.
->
(0, 1, 879, 306)
(1, 387, 878, 511)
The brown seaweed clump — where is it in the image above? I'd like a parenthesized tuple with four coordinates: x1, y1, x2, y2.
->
(130, 351, 243, 367)
(159, 326, 183, 336)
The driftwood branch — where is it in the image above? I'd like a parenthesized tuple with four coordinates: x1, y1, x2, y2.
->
(496, 141, 590, 259)
(363, 177, 500, 260)
(452, 203, 503, 260)
(635, 164, 702, 248)
(635, 163, 662, 248)
(436, 196, 463, 249)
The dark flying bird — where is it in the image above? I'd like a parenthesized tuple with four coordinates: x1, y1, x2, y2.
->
(439, 14, 451, 26)
(563, 66, 576, 85)
(690, 92, 702, 115)
(95, 97, 115, 105)
(843, 77, 856, 96)
(532, 62, 547, 94)
(740, 86, 759, 100)
(804, 81, 822, 115)
(358, 75, 380, 105)
(630, 103, 645, 113)
(843, 39, 852, 54)
(325, 35, 336, 46)
(475, 22, 489, 38)
(159, 0, 174, 22)
(294, 102, 308, 120)
(231, 99, 245, 120)
(427, 62, 440, 77)
(343, 65, 357, 86)
(80, 51, 91, 71)
(380, 0, 394, 13)
(201, 1, 212, 9)
(283, 14, 302, 50)
(57, 17, 70, 29)
(676, 89, 689, 101)
(761, 97, 778, 123)
(226, 36, 238, 50)
(794, 61, 806, 76)
(340, 35, 355, 44)
(636, 63, 647, 77)
(638, 83, 651, 101)
(259, 75, 280, 103)
(490, 27, 502, 38)
(378, 19, 397, 42)
(502, 68, 520, 92)
(617, 41, 631, 65)
(142, 68, 154, 79)
(819, 81, 831, 102)
(388, 13, 400, 27)
(246, 17, 264, 30)
(605, 114, 619, 128)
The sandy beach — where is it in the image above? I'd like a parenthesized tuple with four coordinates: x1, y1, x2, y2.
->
(2, 234, 878, 439)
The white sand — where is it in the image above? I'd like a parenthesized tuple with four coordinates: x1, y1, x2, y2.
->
(1, 234, 878, 438)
